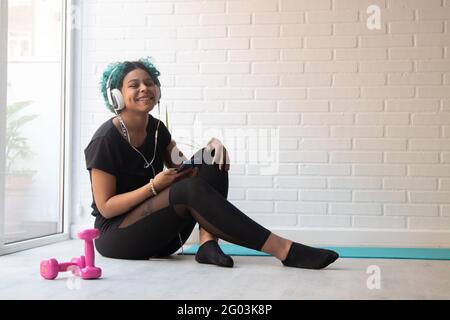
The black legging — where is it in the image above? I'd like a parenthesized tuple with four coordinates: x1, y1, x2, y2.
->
(94, 149, 272, 260)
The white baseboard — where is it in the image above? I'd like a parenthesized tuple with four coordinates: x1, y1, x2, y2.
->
(71, 224, 450, 248)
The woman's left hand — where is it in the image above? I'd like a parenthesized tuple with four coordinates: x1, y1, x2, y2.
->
(206, 138, 230, 171)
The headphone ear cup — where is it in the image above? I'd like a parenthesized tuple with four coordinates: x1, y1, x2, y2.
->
(111, 88, 125, 111)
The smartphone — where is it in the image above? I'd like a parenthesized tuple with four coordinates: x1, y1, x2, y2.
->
(176, 159, 198, 173)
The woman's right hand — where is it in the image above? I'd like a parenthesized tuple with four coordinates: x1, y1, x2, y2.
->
(152, 167, 194, 193)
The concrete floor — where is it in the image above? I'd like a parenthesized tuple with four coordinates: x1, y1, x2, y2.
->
(0, 240, 449, 300)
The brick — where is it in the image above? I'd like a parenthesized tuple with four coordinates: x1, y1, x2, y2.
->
(299, 164, 351, 175)
(279, 126, 329, 137)
(330, 203, 382, 215)
(247, 164, 297, 175)
(309, 87, 360, 99)
(248, 113, 300, 125)
(303, 113, 354, 125)
(251, 214, 298, 227)
(229, 176, 273, 188)
(354, 164, 407, 176)
(300, 190, 352, 202)
(334, 74, 386, 86)
(417, 8, 450, 20)
(385, 204, 439, 217)
(197, 113, 247, 125)
(408, 218, 450, 230)
(386, 127, 440, 138)
(281, 24, 332, 36)
(229, 75, 278, 87)
(229, 25, 279, 37)
(175, 2, 224, 14)
(299, 215, 351, 228)
(279, 101, 329, 112)
(275, 177, 326, 188)
(334, 23, 387, 35)
(388, 73, 442, 85)
(148, 15, 199, 27)
(335, 48, 386, 60)
(281, 49, 332, 61)
(331, 126, 384, 137)
(354, 191, 407, 203)
(201, 63, 250, 74)
(330, 152, 383, 163)
(306, 10, 358, 23)
(417, 61, 450, 73)
(353, 216, 406, 229)
(384, 177, 438, 189)
(299, 139, 352, 151)
(388, 0, 442, 8)
(199, 38, 249, 50)
(176, 51, 227, 63)
(256, 88, 307, 100)
(176, 75, 226, 87)
(177, 26, 226, 38)
(354, 139, 407, 150)
(276, 202, 327, 214)
(412, 113, 450, 125)
(329, 177, 382, 188)
(252, 38, 301, 49)
(305, 36, 357, 48)
(416, 34, 450, 46)
(361, 87, 414, 98)
(360, 61, 412, 73)
(200, 14, 250, 25)
(226, 101, 277, 112)
(386, 100, 440, 112)
(306, 62, 357, 73)
(253, 62, 304, 74)
(389, 21, 443, 33)
(247, 189, 298, 201)
(229, 50, 279, 62)
(356, 113, 410, 125)
(331, 100, 384, 112)
(254, 13, 304, 24)
(389, 47, 443, 60)
(442, 179, 450, 190)
(409, 165, 450, 177)
(280, 0, 331, 11)
(279, 151, 328, 163)
(204, 88, 253, 99)
(334, 0, 385, 9)
(228, 0, 278, 12)
(280, 74, 331, 87)
(360, 35, 413, 47)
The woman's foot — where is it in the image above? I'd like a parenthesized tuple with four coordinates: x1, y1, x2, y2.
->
(281, 242, 339, 270)
(195, 240, 234, 268)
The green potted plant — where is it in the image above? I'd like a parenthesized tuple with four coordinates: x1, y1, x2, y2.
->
(5, 100, 38, 189)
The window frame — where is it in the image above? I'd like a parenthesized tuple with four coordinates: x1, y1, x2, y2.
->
(0, 0, 73, 256)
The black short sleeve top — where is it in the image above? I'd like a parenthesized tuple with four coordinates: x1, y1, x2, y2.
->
(84, 114, 171, 228)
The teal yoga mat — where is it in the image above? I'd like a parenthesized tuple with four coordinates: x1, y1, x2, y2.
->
(182, 244, 450, 260)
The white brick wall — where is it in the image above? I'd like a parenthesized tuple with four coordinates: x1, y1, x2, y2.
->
(73, 0, 450, 246)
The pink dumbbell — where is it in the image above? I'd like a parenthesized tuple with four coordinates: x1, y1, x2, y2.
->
(77, 228, 102, 280)
(40, 256, 86, 280)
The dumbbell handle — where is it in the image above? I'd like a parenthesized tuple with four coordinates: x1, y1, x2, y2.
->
(59, 262, 77, 272)
(84, 240, 95, 267)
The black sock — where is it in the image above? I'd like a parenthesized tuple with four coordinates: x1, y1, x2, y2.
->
(195, 240, 234, 268)
(282, 242, 339, 270)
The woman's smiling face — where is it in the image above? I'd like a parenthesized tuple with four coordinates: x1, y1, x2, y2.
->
(120, 68, 160, 113)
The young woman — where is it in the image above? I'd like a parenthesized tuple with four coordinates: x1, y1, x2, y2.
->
(84, 57, 339, 269)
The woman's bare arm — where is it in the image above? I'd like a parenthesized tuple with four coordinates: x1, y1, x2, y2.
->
(91, 168, 153, 219)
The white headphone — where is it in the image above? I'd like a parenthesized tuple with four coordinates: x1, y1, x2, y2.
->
(106, 65, 125, 112)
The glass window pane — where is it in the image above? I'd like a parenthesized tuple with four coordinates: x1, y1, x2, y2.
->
(4, 0, 64, 244)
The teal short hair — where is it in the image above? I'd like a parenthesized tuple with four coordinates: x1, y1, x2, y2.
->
(100, 57, 161, 113)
